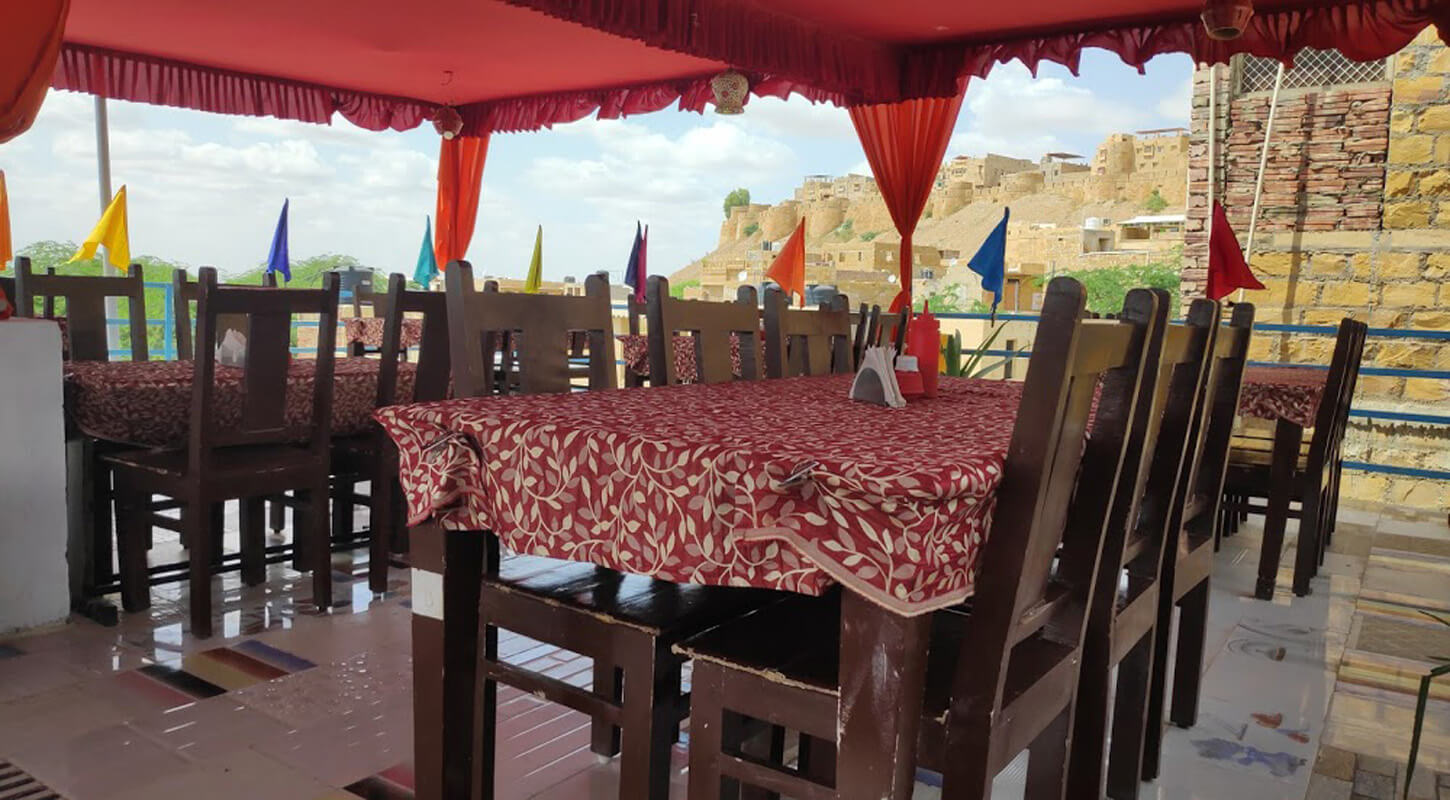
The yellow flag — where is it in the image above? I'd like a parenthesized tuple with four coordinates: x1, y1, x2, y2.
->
(0, 170, 11, 270)
(70, 185, 131, 271)
(523, 224, 543, 293)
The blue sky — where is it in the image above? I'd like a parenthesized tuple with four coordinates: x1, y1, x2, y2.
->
(0, 50, 1192, 284)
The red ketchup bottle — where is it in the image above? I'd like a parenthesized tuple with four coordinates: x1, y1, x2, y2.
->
(908, 302, 940, 398)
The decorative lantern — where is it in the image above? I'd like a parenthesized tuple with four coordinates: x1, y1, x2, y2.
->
(432, 106, 464, 139)
(711, 70, 748, 115)
(1201, 0, 1254, 40)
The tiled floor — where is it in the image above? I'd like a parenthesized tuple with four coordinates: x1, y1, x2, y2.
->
(1, 504, 1447, 799)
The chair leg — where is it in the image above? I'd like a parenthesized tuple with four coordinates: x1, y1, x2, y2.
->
(1170, 579, 1210, 728)
(591, 661, 623, 758)
(331, 477, 354, 544)
(1106, 632, 1154, 800)
(369, 471, 395, 593)
(1067, 638, 1111, 799)
(1025, 705, 1071, 800)
(113, 480, 151, 613)
(618, 642, 681, 800)
(940, 712, 995, 799)
(89, 456, 116, 589)
(239, 497, 266, 586)
(185, 501, 214, 638)
(299, 485, 332, 611)
(687, 663, 728, 800)
(210, 501, 226, 569)
(1141, 598, 1173, 782)
(475, 620, 500, 799)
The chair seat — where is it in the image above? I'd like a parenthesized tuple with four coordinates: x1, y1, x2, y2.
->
(1228, 445, 1308, 470)
(102, 444, 323, 492)
(330, 433, 378, 474)
(488, 555, 780, 637)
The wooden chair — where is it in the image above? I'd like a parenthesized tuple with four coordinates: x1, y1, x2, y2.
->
(677, 278, 1160, 800)
(762, 287, 852, 378)
(171, 268, 275, 359)
(1221, 318, 1365, 597)
(15, 256, 148, 361)
(1067, 295, 1217, 799)
(1139, 303, 1256, 781)
(444, 261, 776, 800)
(105, 268, 340, 638)
(850, 303, 874, 368)
(362, 273, 450, 592)
(879, 305, 909, 355)
(625, 294, 648, 387)
(645, 276, 761, 384)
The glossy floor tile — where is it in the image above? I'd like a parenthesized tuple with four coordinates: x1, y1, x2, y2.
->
(2, 503, 1448, 799)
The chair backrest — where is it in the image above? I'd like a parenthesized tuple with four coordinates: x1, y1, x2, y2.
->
(627, 295, 645, 336)
(187, 267, 339, 468)
(851, 303, 872, 368)
(445, 261, 617, 398)
(15, 256, 148, 361)
(762, 287, 852, 378)
(947, 278, 1157, 736)
(879, 306, 909, 356)
(1180, 303, 1256, 535)
(1307, 318, 1367, 474)
(645, 276, 762, 385)
(377, 272, 450, 406)
(173, 268, 278, 359)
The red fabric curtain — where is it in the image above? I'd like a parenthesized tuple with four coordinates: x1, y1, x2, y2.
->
(435, 135, 489, 268)
(2, 0, 68, 143)
(849, 92, 964, 312)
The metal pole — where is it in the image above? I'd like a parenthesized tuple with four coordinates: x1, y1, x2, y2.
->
(1240, 61, 1285, 302)
(1206, 63, 1217, 250)
(94, 96, 121, 352)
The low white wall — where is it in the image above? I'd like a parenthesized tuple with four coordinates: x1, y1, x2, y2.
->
(0, 319, 69, 634)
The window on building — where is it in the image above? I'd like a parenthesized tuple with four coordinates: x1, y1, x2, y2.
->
(1238, 48, 1389, 93)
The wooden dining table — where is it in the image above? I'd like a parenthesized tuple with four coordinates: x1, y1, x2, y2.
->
(376, 373, 1027, 800)
(62, 357, 416, 612)
(1235, 365, 1329, 599)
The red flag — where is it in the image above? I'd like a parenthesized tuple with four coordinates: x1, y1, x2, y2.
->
(1206, 201, 1264, 300)
(766, 219, 807, 307)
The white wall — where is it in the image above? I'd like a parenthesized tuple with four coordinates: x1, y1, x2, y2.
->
(0, 319, 69, 634)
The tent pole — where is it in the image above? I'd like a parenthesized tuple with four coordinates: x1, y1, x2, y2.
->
(94, 96, 121, 352)
(1240, 61, 1284, 302)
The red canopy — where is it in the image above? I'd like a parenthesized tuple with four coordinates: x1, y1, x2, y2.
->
(46, 0, 1449, 135)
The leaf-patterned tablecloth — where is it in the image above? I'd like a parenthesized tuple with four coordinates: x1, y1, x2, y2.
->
(66, 357, 415, 448)
(615, 334, 742, 383)
(1238, 366, 1327, 428)
(376, 375, 1024, 615)
(343, 317, 423, 349)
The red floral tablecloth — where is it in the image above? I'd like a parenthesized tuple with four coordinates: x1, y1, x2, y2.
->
(344, 317, 423, 349)
(1239, 366, 1327, 428)
(66, 358, 416, 448)
(616, 334, 743, 382)
(376, 375, 1025, 615)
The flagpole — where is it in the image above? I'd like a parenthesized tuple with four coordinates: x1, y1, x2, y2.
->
(94, 97, 121, 352)
(1205, 62, 1217, 302)
(1240, 61, 1284, 303)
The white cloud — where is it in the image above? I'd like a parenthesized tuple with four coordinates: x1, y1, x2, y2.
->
(1155, 75, 1193, 124)
(732, 95, 854, 141)
(949, 63, 1156, 159)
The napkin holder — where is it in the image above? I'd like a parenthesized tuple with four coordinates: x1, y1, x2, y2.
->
(216, 329, 248, 367)
(850, 346, 906, 408)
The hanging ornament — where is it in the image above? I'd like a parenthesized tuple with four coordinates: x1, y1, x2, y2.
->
(711, 70, 749, 115)
(1201, 0, 1254, 40)
(432, 106, 464, 139)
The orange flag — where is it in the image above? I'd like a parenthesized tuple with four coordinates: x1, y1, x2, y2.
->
(765, 219, 806, 307)
(0, 170, 11, 269)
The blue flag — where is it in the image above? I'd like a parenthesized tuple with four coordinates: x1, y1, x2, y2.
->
(623, 221, 647, 302)
(265, 199, 290, 282)
(968, 207, 1008, 319)
(413, 216, 438, 288)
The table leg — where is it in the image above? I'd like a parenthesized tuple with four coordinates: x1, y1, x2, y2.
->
(1255, 419, 1303, 601)
(410, 523, 485, 800)
(836, 590, 931, 800)
(66, 436, 118, 625)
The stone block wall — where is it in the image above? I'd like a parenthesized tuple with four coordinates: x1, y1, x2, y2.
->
(1183, 29, 1450, 512)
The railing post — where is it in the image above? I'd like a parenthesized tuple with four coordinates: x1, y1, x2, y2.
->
(1004, 338, 1016, 380)
(162, 282, 175, 361)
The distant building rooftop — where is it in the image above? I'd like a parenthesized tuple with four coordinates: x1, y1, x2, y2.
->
(1043, 152, 1085, 161)
(1135, 127, 1189, 135)
(1119, 214, 1187, 226)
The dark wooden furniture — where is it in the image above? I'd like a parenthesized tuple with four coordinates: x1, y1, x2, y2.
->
(645, 276, 761, 384)
(762, 287, 852, 378)
(850, 303, 874, 367)
(677, 278, 1160, 800)
(15, 256, 148, 362)
(363, 273, 450, 592)
(105, 268, 340, 638)
(1223, 318, 1364, 599)
(625, 295, 648, 387)
(1067, 295, 1217, 800)
(172, 268, 278, 359)
(1139, 302, 1255, 781)
(442, 261, 774, 800)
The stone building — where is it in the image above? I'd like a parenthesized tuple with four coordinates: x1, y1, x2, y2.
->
(938, 154, 1037, 188)
(1182, 34, 1450, 510)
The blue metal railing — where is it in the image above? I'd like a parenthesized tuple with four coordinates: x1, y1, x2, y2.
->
(102, 289, 1448, 483)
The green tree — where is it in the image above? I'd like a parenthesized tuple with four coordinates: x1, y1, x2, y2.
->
(1038, 249, 1183, 315)
(722, 188, 751, 219)
(1144, 188, 1169, 213)
(231, 253, 380, 288)
(742, 222, 760, 237)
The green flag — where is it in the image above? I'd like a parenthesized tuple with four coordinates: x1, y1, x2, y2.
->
(413, 216, 438, 288)
(523, 224, 542, 293)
